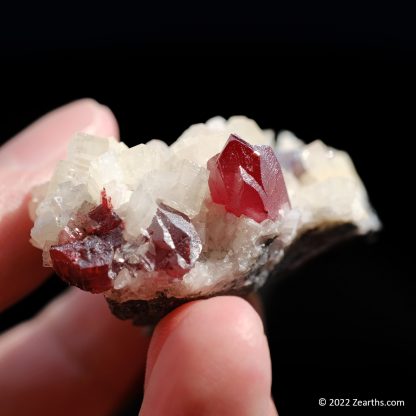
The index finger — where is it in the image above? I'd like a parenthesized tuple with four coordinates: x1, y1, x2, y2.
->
(0, 99, 119, 311)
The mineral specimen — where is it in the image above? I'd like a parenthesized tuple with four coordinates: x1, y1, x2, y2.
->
(30, 116, 381, 324)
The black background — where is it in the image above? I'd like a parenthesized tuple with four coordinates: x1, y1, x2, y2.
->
(0, 4, 415, 415)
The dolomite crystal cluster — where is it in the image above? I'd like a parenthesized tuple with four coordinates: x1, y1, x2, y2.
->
(30, 116, 381, 323)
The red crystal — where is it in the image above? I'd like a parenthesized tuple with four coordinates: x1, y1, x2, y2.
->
(145, 203, 202, 278)
(50, 191, 123, 293)
(207, 134, 290, 222)
(86, 190, 123, 235)
(50, 236, 114, 293)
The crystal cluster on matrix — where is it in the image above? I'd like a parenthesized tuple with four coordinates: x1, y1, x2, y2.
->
(30, 117, 382, 306)
(49, 191, 203, 293)
(45, 129, 292, 295)
(207, 134, 290, 223)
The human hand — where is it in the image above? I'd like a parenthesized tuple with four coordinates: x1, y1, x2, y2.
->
(0, 100, 277, 415)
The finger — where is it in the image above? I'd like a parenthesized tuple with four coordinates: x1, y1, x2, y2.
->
(0, 99, 119, 311)
(140, 296, 276, 416)
(0, 289, 149, 416)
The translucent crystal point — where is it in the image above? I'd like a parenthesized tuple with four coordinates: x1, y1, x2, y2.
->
(207, 134, 290, 222)
(145, 203, 202, 278)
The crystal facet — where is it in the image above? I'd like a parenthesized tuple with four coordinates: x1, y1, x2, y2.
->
(49, 191, 123, 293)
(87, 191, 123, 235)
(50, 236, 114, 293)
(145, 203, 202, 278)
(207, 134, 290, 222)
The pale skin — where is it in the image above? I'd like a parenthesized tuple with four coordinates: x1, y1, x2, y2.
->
(0, 99, 278, 416)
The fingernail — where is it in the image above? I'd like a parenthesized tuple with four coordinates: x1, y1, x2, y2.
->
(0, 98, 118, 169)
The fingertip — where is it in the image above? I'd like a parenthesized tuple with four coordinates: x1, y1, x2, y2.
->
(79, 99, 120, 140)
(142, 296, 272, 416)
(145, 296, 265, 388)
(0, 98, 119, 168)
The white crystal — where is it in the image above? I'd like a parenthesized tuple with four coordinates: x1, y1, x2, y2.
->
(275, 130, 304, 153)
(31, 183, 91, 248)
(123, 188, 158, 238)
(88, 152, 125, 203)
(119, 140, 169, 189)
(29, 182, 48, 221)
(171, 115, 274, 166)
(67, 133, 119, 163)
(114, 269, 133, 290)
(276, 131, 381, 234)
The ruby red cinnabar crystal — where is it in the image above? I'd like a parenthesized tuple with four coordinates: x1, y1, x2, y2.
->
(50, 236, 114, 293)
(145, 203, 202, 278)
(87, 194, 123, 235)
(207, 134, 290, 223)
(50, 191, 123, 293)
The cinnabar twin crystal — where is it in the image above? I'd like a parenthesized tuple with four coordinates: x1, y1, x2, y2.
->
(50, 236, 115, 293)
(50, 192, 123, 294)
(144, 203, 202, 278)
(207, 134, 290, 223)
